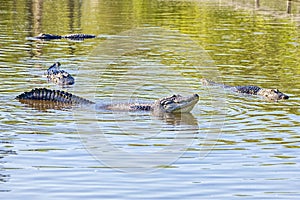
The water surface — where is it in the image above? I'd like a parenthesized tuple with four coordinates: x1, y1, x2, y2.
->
(1, 0, 300, 199)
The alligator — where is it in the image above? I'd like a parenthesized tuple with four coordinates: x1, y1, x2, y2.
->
(35, 33, 96, 40)
(200, 78, 289, 101)
(45, 62, 75, 85)
(16, 88, 199, 114)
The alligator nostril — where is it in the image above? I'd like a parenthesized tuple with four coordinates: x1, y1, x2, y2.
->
(194, 94, 199, 98)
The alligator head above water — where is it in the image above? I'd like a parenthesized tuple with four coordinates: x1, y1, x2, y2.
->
(152, 94, 199, 113)
(35, 33, 62, 40)
(201, 78, 289, 101)
(256, 88, 289, 101)
(45, 62, 75, 85)
(16, 88, 199, 114)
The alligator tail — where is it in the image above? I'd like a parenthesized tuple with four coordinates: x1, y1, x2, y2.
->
(16, 88, 94, 105)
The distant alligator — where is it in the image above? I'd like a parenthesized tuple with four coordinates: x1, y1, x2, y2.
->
(201, 78, 289, 101)
(45, 62, 75, 85)
(35, 33, 96, 40)
(16, 88, 199, 114)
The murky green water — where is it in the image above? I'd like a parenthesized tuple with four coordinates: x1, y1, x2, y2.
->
(1, 0, 300, 199)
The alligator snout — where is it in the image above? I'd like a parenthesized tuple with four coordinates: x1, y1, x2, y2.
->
(281, 94, 289, 100)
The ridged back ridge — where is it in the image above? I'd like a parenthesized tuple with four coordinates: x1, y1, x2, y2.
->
(63, 34, 96, 39)
(234, 85, 261, 95)
(16, 88, 94, 105)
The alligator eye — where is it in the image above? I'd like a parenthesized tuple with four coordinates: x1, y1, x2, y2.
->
(271, 89, 279, 93)
(164, 100, 173, 105)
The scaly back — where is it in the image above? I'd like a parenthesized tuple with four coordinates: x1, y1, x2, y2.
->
(16, 88, 94, 105)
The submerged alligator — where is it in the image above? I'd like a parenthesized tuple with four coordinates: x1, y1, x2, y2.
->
(45, 62, 75, 86)
(16, 88, 199, 114)
(35, 33, 96, 40)
(201, 78, 289, 101)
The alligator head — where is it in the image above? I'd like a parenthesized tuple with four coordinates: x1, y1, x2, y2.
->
(46, 62, 75, 85)
(36, 33, 62, 40)
(47, 62, 61, 72)
(153, 94, 199, 113)
(257, 88, 289, 101)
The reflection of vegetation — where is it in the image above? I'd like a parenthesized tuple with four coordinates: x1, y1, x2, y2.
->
(1, 0, 299, 86)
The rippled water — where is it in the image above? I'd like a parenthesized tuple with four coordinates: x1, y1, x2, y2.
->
(1, 0, 300, 199)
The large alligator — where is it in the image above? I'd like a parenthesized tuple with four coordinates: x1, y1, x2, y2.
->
(35, 33, 96, 40)
(45, 62, 75, 86)
(201, 78, 289, 101)
(16, 88, 199, 114)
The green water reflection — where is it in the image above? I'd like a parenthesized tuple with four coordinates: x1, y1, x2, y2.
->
(1, 0, 299, 87)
